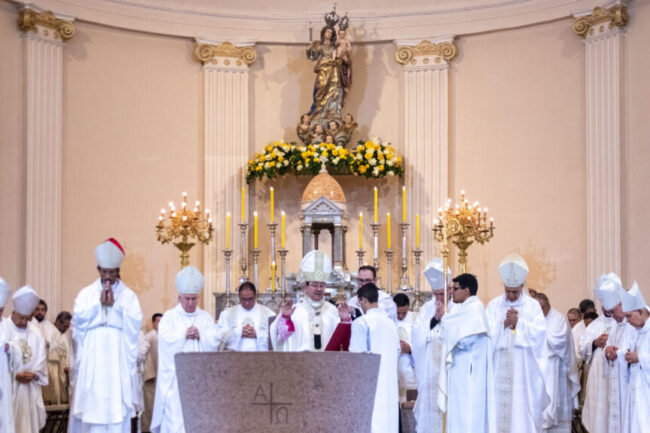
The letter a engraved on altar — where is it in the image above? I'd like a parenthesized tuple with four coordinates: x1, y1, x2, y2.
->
(250, 383, 293, 425)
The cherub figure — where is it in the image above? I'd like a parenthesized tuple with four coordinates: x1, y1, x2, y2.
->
(341, 113, 358, 135)
(310, 124, 325, 144)
(327, 120, 340, 136)
(297, 113, 311, 144)
(325, 135, 334, 144)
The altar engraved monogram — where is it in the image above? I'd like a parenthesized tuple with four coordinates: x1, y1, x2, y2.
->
(250, 383, 293, 425)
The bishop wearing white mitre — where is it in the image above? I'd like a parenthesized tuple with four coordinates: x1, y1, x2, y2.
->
(486, 253, 549, 433)
(620, 282, 650, 433)
(70, 238, 143, 433)
(411, 258, 450, 433)
(216, 281, 275, 351)
(581, 273, 635, 433)
(0, 276, 21, 433)
(438, 273, 490, 433)
(534, 293, 580, 433)
(3, 286, 48, 433)
(271, 250, 350, 352)
(151, 266, 220, 433)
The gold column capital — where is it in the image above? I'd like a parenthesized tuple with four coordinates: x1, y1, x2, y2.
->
(193, 41, 257, 67)
(395, 39, 457, 66)
(18, 9, 75, 42)
(573, 4, 629, 38)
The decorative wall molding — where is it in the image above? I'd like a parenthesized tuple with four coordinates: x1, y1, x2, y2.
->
(573, 3, 628, 287)
(19, 6, 75, 319)
(573, 4, 629, 38)
(13, 0, 608, 43)
(193, 41, 257, 67)
(394, 39, 457, 66)
(199, 39, 255, 314)
(17, 8, 76, 41)
(395, 36, 452, 264)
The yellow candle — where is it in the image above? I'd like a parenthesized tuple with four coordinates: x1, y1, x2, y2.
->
(253, 212, 258, 248)
(387, 212, 391, 249)
(416, 213, 420, 248)
(402, 186, 406, 222)
(281, 211, 286, 248)
(359, 212, 363, 250)
(270, 187, 274, 223)
(373, 187, 378, 223)
(241, 187, 245, 222)
(271, 262, 276, 293)
(225, 213, 231, 249)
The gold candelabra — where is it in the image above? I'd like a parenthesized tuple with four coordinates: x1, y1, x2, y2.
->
(432, 190, 495, 274)
(156, 192, 214, 268)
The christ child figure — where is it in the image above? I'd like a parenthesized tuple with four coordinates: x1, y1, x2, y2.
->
(311, 124, 325, 144)
(335, 29, 352, 61)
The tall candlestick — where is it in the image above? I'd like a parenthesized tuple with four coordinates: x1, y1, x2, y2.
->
(358, 212, 363, 250)
(386, 212, 391, 249)
(241, 187, 245, 222)
(281, 211, 286, 248)
(225, 213, 231, 249)
(270, 187, 274, 223)
(416, 213, 420, 248)
(254, 212, 258, 248)
(402, 186, 406, 222)
(373, 187, 378, 223)
(271, 261, 276, 293)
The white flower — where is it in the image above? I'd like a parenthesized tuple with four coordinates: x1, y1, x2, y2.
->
(265, 154, 273, 161)
(264, 162, 270, 169)
(387, 170, 395, 176)
(373, 167, 380, 176)
(387, 160, 394, 167)
(313, 152, 320, 158)
(356, 154, 363, 161)
(282, 145, 291, 152)
(369, 158, 377, 166)
(297, 164, 303, 171)
(283, 160, 289, 166)
(333, 157, 340, 164)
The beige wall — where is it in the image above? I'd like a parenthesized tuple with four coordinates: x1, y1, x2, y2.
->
(623, 0, 650, 293)
(61, 22, 202, 323)
(452, 18, 587, 314)
(0, 1, 25, 296)
(1, 2, 648, 322)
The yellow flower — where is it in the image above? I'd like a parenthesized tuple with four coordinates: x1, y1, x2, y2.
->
(269, 161, 276, 167)
(359, 166, 368, 174)
(256, 166, 263, 171)
(364, 152, 373, 160)
(331, 149, 338, 156)
(365, 141, 374, 149)
(378, 165, 384, 172)
(265, 145, 272, 152)
(322, 151, 328, 157)
(278, 155, 284, 162)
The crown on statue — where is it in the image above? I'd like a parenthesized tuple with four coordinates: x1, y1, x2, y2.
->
(324, 5, 340, 28)
(339, 13, 349, 31)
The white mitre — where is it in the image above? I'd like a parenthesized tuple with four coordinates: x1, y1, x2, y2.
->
(594, 273, 623, 310)
(621, 281, 647, 313)
(12, 285, 39, 315)
(0, 276, 10, 308)
(176, 266, 204, 294)
(498, 253, 529, 288)
(95, 237, 125, 269)
(424, 258, 448, 291)
(300, 250, 332, 283)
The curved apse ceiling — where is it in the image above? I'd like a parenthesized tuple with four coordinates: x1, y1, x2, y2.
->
(14, 0, 603, 42)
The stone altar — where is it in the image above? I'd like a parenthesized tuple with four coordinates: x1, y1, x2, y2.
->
(175, 351, 380, 433)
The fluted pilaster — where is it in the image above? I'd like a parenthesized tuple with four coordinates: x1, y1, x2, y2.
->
(19, 7, 75, 318)
(573, 3, 628, 287)
(195, 39, 256, 314)
(394, 37, 455, 265)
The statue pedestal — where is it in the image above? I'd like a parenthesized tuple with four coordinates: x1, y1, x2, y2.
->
(175, 351, 380, 433)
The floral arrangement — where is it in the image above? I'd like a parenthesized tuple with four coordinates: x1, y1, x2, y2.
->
(349, 139, 404, 178)
(246, 138, 403, 183)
